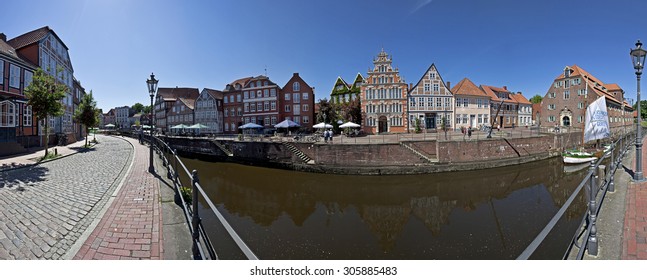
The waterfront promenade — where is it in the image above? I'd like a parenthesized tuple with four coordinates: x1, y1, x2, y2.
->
(0, 134, 190, 259)
(622, 135, 647, 259)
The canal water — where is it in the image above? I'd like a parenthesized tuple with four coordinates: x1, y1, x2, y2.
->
(178, 156, 590, 260)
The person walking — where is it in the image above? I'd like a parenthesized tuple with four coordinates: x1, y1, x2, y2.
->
(138, 129, 143, 144)
(468, 126, 472, 139)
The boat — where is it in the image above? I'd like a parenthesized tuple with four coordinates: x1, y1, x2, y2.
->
(562, 96, 610, 164)
(563, 161, 591, 173)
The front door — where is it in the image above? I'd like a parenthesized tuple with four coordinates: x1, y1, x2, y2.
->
(499, 116, 504, 128)
(425, 113, 436, 129)
(378, 116, 388, 133)
(470, 115, 476, 128)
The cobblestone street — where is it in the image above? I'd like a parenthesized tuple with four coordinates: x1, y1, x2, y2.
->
(0, 135, 132, 259)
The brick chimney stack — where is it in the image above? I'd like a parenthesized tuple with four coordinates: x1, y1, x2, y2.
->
(0, 33, 6, 42)
(503, 86, 508, 90)
(446, 81, 451, 89)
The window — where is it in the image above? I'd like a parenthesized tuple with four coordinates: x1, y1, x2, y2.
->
(225, 122, 229, 131)
(303, 104, 309, 111)
(264, 89, 269, 97)
(303, 116, 309, 123)
(23, 105, 32, 126)
(285, 105, 291, 112)
(445, 98, 450, 109)
(244, 91, 249, 99)
(548, 104, 556, 110)
(9, 64, 20, 88)
(426, 97, 432, 108)
(0, 101, 16, 127)
(437, 97, 442, 108)
(424, 83, 430, 92)
(271, 116, 277, 125)
(250, 91, 255, 98)
(564, 90, 570, 99)
(271, 101, 276, 110)
(223, 97, 228, 104)
(0, 61, 3, 84)
(302, 92, 308, 100)
(433, 83, 439, 92)
(264, 117, 270, 125)
(430, 72, 436, 79)
(224, 109, 229, 117)
(477, 98, 482, 108)
(237, 94, 242, 102)
(293, 105, 300, 115)
(463, 98, 468, 107)
(294, 116, 300, 124)
(456, 98, 462, 107)
(565, 79, 570, 88)
(578, 102, 584, 109)
(264, 101, 269, 111)
(293, 93, 300, 103)
(410, 98, 416, 107)
(293, 82, 300, 91)
(257, 103, 262, 111)
(229, 95, 234, 103)
(270, 88, 276, 97)
(285, 93, 290, 100)
(237, 108, 242, 116)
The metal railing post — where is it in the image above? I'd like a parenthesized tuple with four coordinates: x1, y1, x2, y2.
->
(173, 149, 181, 204)
(609, 143, 615, 192)
(191, 169, 201, 259)
(587, 162, 599, 256)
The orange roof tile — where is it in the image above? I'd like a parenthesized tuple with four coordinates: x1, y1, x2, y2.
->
(511, 93, 531, 104)
(451, 78, 488, 97)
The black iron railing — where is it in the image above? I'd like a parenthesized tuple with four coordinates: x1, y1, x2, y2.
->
(149, 135, 258, 260)
(517, 131, 636, 260)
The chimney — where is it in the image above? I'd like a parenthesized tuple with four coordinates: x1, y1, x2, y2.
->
(503, 86, 507, 90)
(0, 33, 6, 42)
(446, 81, 451, 89)
(293, 73, 299, 77)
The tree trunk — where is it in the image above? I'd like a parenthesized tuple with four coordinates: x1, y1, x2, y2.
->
(44, 116, 49, 157)
(85, 126, 88, 147)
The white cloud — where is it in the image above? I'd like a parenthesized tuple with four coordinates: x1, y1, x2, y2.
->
(410, 0, 434, 15)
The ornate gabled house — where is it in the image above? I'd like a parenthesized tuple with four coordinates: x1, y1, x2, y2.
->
(195, 88, 224, 134)
(481, 85, 520, 128)
(360, 49, 409, 134)
(451, 78, 490, 129)
(222, 77, 251, 133)
(407, 64, 453, 131)
(540, 65, 633, 132)
(154, 87, 199, 133)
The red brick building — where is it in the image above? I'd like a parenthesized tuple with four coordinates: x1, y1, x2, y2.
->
(279, 73, 315, 131)
(481, 85, 521, 128)
(0, 32, 38, 154)
(540, 65, 633, 133)
(222, 77, 251, 134)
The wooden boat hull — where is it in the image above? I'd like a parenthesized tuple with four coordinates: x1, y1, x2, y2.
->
(563, 156, 597, 164)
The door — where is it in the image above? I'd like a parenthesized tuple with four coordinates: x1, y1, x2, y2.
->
(378, 116, 388, 133)
(470, 115, 476, 128)
(425, 113, 436, 129)
(499, 116, 504, 128)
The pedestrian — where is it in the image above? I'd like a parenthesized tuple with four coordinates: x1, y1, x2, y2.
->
(138, 129, 143, 144)
(328, 129, 333, 144)
(468, 126, 472, 139)
(323, 130, 328, 143)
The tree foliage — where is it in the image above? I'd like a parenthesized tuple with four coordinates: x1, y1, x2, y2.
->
(634, 100, 647, 119)
(143, 105, 152, 114)
(25, 67, 68, 156)
(74, 90, 98, 147)
(132, 102, 144, 113)
(530, 94, 543, 104)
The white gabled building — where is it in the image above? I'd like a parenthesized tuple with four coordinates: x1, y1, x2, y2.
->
(194, 88, 224, 134)
(407, 64, 454, 131)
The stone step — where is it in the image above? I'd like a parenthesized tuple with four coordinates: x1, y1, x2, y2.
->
(282, 142, 313, 164)
(400, 142, 437, 163)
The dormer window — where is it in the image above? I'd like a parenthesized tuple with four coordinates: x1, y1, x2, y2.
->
(293, 82, 300, 91)
(564, 67, 571, 78)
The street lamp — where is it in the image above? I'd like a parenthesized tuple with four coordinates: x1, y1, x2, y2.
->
(631, 40, 646, 181)
(146, 73, 158, 173)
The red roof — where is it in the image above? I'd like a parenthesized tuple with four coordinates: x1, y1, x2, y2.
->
(202, 88, 223, 99)
(157, 87, 200, 101)
(7, 26, 68, 50)
(559, 65, 624, 104)
(510, 93, 531, 105)
(451, 78, 488, 97)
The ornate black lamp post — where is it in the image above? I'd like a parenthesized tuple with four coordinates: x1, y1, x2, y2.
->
(631, 40, 646, 181)
(146, 73, 158, 173)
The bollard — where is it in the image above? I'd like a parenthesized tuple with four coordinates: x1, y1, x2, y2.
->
(191, 170, 201, 259)
(587, 162, 599, 256)
(54, 148, 57, 155)
(597, 165, 606, 189)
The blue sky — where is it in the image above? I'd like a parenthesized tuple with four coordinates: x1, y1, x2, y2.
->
(1, 0, 646, 111)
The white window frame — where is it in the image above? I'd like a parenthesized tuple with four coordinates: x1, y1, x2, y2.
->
(9, 64, 20, 88)
(293, 82, 300, 91)
(0, 60, 4, 85)
(0, 101, 16, 127)
(23, 105, 32, 126)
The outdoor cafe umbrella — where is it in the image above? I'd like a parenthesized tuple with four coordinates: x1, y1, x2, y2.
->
(274, 119, 300, 128)
(339, 121, 360, 128)
(239, 123, 263, 129)
(105, 123, 115, 129)
(312, 122, 333, 129)
(170, 124, 188, 129)
(188, 123, 209, 135)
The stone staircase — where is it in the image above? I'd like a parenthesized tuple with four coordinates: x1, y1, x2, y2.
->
(282, 142, 314, 164)
(400, 142, 438, 163)
(212, 140, 233, 156)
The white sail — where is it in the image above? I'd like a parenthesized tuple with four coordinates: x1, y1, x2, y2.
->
(583, 96, 610, 143)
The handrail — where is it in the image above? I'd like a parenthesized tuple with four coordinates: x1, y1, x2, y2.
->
(147, 134, 258, 260)
(517, 131, 635, 260)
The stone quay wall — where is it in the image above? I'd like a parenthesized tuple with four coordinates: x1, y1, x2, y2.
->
(159, 132, 584, 174)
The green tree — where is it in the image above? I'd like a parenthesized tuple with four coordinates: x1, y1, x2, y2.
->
(634, 100, 647, 119)
(143, 105, 152, 114)
(441, 116, 448, 140)
(414, 118, 422, 133)
(132, 102, 144, 113)
(74, 90, 98, 147)
(25, 67, 68, 157)
(530, 94, 543, 104)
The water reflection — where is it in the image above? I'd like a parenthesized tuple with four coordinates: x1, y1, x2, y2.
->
(180, 156, 589, 259)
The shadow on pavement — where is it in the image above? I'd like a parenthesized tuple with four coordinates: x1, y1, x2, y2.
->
(0, 165, 49, 189)
(69, 146, 95, 153)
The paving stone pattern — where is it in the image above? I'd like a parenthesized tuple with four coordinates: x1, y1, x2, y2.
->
(0, 135, 132, 259)
(623, 136, 647, 260)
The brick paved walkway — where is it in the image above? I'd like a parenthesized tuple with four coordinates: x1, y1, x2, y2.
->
(74, 137, 163, 260)
(622, 136, 647, 259)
